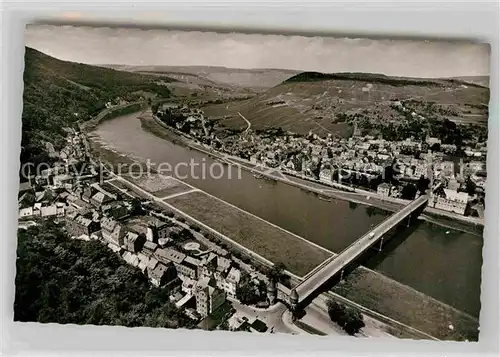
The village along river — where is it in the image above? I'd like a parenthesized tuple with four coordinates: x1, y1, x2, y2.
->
(91, 112, 483, 318)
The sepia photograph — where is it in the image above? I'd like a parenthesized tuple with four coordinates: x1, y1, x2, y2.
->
(15, 23, 490, 342)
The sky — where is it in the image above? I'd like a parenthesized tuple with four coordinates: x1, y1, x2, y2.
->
(24, 24, 490, 78)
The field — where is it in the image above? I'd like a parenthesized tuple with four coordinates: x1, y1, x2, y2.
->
(123, 173, 192, 198)
(202, 74, 489, 137)
(165, 191, 332, 275)
(332, 268, 480, 341)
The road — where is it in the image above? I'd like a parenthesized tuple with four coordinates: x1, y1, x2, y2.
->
(237, 112, 251, 134)
(295, 195, 429, 303)
(18, 220, 38, 230)
(229, 297, 343, 336)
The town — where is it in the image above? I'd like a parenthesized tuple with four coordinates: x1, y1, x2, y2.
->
(154, 102, 487, 221)
(16, 124, 320, 334)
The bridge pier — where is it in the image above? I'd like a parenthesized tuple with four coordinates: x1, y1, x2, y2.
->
(378, 237, 384, 252)
(339, 268, 344, 281)
(406, 214, 411, 228)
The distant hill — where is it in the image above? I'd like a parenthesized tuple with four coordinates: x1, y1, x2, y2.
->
(102, 65, 299, 89)
(21, 47, 174, 167)
(285, 71, 488, 89)
(448, 76, 490, 88)
(202, 70, 490, 138)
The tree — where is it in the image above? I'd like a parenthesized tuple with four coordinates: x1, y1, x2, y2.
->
(430, 143, 441, 152)
(268, 262, 287, 284)
(465, 177, 477, 196)
(129, 198, 144, 216)
(14, 222, 195, 329)
(218, 319, 230, 331)
(236, 282, 261, 305)
(383, 165, 395, 184)
(327, 299, 365, 335)
(401, 183, 418, 200)
(417, 175, 430, 194)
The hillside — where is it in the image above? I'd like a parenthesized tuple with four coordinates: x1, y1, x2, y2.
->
(201, 71, 490, 138)
(15, 221, 195, 328)
(449, 76, 490, 88)
(21, 47, 174, 167)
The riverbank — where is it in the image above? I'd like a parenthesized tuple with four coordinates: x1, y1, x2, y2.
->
(143, 110, 483, 235)
(166, 190, 332, 276)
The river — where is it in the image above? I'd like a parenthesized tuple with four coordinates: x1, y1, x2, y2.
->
(90, 111, 483, 318)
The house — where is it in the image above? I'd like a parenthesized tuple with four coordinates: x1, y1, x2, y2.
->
(181, 277, 197, 294)
(122, 251, 139, 267)
(53, 174, 74, 188)
(80, 186, 94, 203)
(216, 255, 232, 273)
(441, 144, 457, 154)
(355, 142, 371, 152)
(154, 247, 198, 278)
(124, 231, 146, 253)
(184, 308, 201, 321)
(198, 252, 218, 278)
(101, 216, 125, 246)
(148, 262, 178, 287)
(414, 164, 428, 178)
(377, 183, 391, 197)
(18, 207, 35, 218)
(194, 276, 226, 318)
(319, 169, 332, 184)
(155, 247, 184, 265)
(426, 137, 442, 146)
(221, 267, 241, 297)
(147, 256, 159, 272)
(142, 241, 159, 257)
(91, 192, 114, 208)
(40, 203, 66, 218)
(146, 219, 171, 243)
(181, 256, 201, 279)
(65, 212, 101, 238)
(433, 189, 468, 215)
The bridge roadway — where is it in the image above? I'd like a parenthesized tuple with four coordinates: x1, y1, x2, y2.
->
(294, 194, 429, 305)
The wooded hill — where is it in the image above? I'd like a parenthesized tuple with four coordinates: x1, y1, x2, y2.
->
(21, 47, 174, 168)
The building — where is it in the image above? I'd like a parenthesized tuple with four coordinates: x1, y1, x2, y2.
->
(198, 252, 218, 278)
(40, 203, 66, 218)
(101, 216, 125, 246)
(65, 212, 101, 238)
(432, 189, 468, 215)
(183, 256, 202, 278)
(377, 183, 391, 197)
(194, 276, 226, 318)
(181, 277, 197, 294)
(91, 192, 114, 208)
(221, 267, 241, 297)
(124, 231, 146, 253)
(319, 169, 332, 184)
(217, 255, 232, 273)
(154, 248, 198, 278)
(53, 174, 74, 188)
(426, 137, 442, 146)
(148, 262, 178, 287)
(18, 207, 34, 219)
(142, 241, 159, 257)
(80, 186, 95, 203)
(136, 218, 172, 244)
